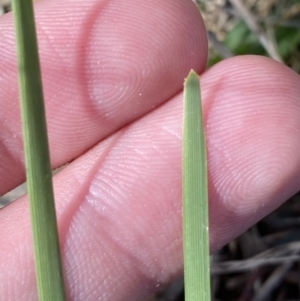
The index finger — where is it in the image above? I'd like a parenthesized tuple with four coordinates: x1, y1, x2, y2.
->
(0, 0, 208, 194)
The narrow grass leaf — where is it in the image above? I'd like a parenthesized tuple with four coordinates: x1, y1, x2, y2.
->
(12, 1, 66, 300)
(183, 70, 211, 301)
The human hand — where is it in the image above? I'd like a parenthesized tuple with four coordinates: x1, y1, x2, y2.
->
(0, 0, 300, 300)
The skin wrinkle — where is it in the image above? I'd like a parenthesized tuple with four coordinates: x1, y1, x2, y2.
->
(65, 207, 136, 301)
(68, 205, 164, 301)
(60, 131, 162, 299)
(63, 174, 167, 299)
(59, 131, 123, 248)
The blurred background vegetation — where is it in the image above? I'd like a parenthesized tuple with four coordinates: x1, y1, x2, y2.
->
(1, 0, 300, 300)
(197, 0, 300, 72)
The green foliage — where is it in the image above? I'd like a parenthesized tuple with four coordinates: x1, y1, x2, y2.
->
(11, 0, 66, 300)
(225, 21, 265, 56)
(277, 27, 300, 57)
(183, 71, 211, 301)
(206, 3, 300, 73)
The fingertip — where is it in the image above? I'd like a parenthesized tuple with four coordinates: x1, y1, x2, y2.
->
(0, 0, 208, 195)
(201, 55, 300, 249)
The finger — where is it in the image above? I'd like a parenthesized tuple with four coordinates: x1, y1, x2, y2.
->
(1, 56, 299, 300)
(0, 0, 207, 194)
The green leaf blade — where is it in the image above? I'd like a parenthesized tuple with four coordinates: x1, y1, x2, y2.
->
(12, 1, 66, 300)
(183, 70, 211, 301)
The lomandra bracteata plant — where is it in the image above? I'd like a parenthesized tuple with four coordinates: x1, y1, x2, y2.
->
(11, 1, 211, 300)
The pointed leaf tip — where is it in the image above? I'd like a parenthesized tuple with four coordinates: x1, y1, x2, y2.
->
(184, 70, 199, 85)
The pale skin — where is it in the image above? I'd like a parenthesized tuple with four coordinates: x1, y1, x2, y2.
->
(0, 0, 300, 300)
